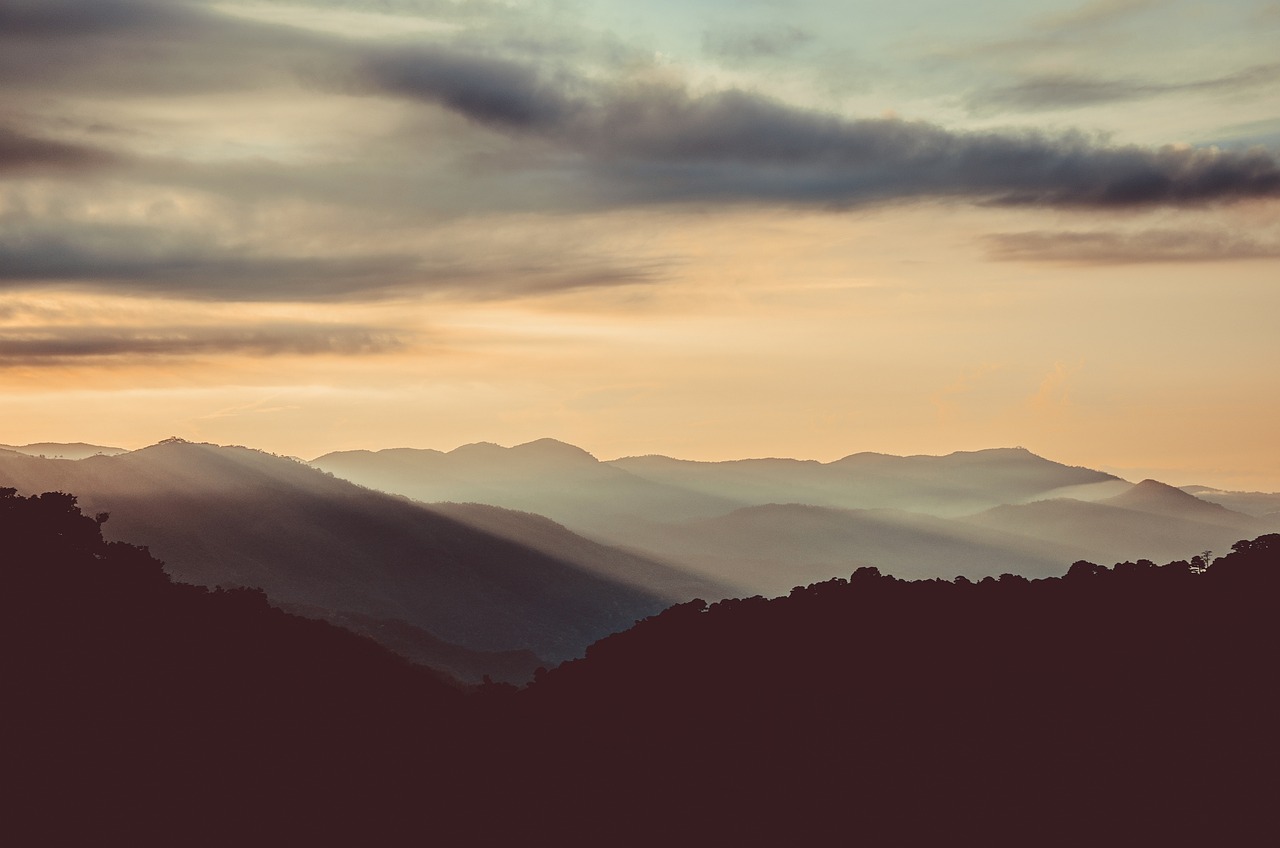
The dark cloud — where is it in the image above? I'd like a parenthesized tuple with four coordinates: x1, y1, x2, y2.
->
(0, 0, 332, 95)
(0, 0, 182, 38)
(0, 222, 662, 301)
(0, 227, 423, 301)
(2, 0, 1277, 311)
(524, 85, 1280, 207)
(361, 46, 583, 131)
(967, 63, 1280, 114)
(702, 26, 814, 61)
(0, 322, 408, 364)
(348, 45, 1280, 208)
(985, 229, 1280, 264)
(0, 126, 120, 173)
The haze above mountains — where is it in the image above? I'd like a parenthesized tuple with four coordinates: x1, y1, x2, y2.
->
(3, 437, 1276, 680)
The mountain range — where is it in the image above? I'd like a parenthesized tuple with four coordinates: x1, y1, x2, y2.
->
(313, 440, 1277, 595)
(0, 442, 127, 460)
(4, 436, 1275, 680)
(0, 439, 717, 678)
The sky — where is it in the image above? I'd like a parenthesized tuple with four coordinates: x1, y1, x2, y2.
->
(1, 0, 1278, 488)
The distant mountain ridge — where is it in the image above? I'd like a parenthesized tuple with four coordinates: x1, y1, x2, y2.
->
(965, 485, 1273, 565)
(1182, 485, 1280, 518)
(0, 442, 126, 459)
(1103, 479, 1260, 530)
(611, 446, 1124, 516)
(313, 439, 744, 536)
(313, 442, 1128, 533)
(311, 439, 1276, 593)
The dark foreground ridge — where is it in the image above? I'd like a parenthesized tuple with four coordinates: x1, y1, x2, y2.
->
(4, 488, 1276, 845)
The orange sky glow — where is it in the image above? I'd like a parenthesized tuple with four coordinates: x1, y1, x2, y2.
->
(2, 1, 1278, 489)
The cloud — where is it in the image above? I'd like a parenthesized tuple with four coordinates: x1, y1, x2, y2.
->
(2, 0, 1277, 315)
(0, 220, 662, 301)
(1028, 360, 1082, 414)
(0, 0, 180, 37)
(5, 0, 1276, 215)
(351, 49, 1280, 208)
(0, 0, 331, 96)
(985, 229, 1280, 264)
(0, 322, 409, 364)
(967, 63, 1280, 114)
(942, 0, 1161, 60)
(0, 126, 120, 173)
(0, 226, 422, 301)
(360, 45, 584, 131)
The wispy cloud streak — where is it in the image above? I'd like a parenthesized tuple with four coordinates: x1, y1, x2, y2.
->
(967, 63, 1280, 114)
(0, 323, 409, 364)
(986, 228, 1280, 263)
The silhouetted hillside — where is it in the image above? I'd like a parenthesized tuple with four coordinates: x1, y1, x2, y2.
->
(1, 488, 467, 844)
(280, 603, 544, 685)
(0, 440, 675, 664)
(6, 486, 1277, 845)
(506, 535, 1280, 844)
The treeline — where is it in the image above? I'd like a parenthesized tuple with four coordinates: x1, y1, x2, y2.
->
(3, 488, 1276, 845)
(509, 538, 1278, 844)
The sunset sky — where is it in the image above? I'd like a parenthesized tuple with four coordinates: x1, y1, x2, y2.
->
(2, 0, 1278, 488)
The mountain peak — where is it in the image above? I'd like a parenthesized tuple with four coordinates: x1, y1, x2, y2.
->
(445, 439, 598, 466)
(513, 438, 598, 461)
(1129, 478, 1206, 500)
(1103, 478, 1238, 519)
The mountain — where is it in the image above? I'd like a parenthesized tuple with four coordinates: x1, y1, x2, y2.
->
(0, 439, 686, 664)
(511, 535, 1280, 845)
(312, 439, 743, 537)
(610, 446, 1125, 517)
(3, 487, 468, 844)
(278, 603, 543, 685)
(12, 480, 1278, 845)
(964, 484, 1267, 564)
(1181, 485, 1280, 519)
(311, 441, 1158, 589)
(1103, 479, 1264, 532)
(604, 502, 1082, 596)
(0, 442, 126, 459)
(313, 441, 1129, 548)
(423, 501, 732, 601)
